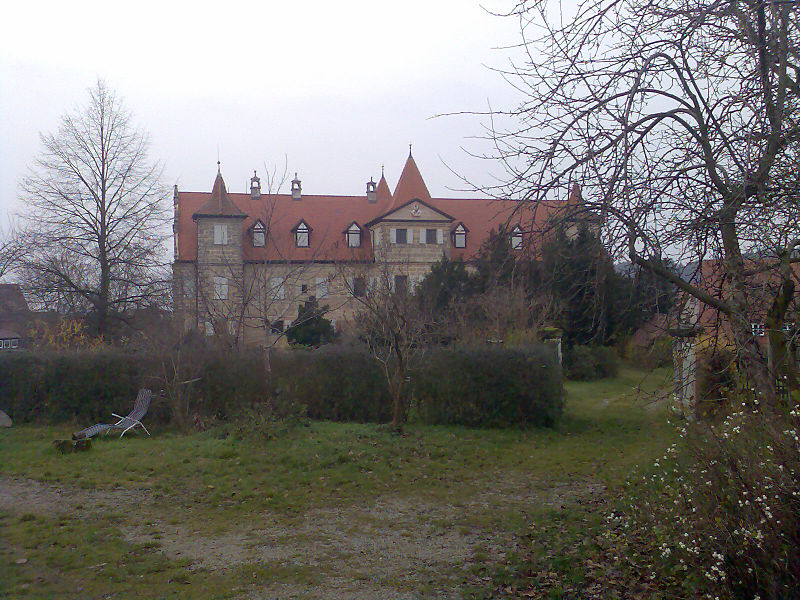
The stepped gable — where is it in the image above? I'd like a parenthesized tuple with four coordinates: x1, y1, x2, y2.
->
(192, 170, 246, 219)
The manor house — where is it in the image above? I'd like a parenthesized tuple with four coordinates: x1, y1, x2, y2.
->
(172, 151, 585, 345)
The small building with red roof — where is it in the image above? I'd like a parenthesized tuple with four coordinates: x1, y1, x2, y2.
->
(172, 150, 584, 345)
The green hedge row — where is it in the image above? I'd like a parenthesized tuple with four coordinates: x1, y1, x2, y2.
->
(412, 347, 563, 428)
(271, 348, 392, 423)
(0, 345, 563, 429)
(0, 351, 162, 424)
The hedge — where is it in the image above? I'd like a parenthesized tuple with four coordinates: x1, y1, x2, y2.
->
(0, 345, 563, 429)
(271, 347, 391, 423)
(412, 346, 563, 428)
(0, 351, 162, 424)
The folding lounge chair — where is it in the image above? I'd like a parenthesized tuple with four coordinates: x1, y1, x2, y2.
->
(71, 389, 152, 440)
(111, 388, 152, 437)
(72, 422, 114, 440)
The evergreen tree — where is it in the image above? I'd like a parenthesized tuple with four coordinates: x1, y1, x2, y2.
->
(286, 297, 334, 347)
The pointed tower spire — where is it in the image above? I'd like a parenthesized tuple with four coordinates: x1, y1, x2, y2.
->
(192, 168, 247, 219)
(392, 151, 431, 208)
(376, 172, 392, 204)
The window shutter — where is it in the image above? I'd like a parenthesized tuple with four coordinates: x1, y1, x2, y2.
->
(390, 228, 397, 244)
(316, 277, 327, 297)
(436, 229, 444, 244)
(418, 228, 426, 244)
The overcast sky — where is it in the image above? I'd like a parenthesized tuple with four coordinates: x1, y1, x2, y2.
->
(0, 1, 529, 223)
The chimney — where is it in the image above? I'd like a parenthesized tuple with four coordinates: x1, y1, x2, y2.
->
(291, 173, 302, 201)
(250, 170, 261, 200)
(366, 178, 377, 203)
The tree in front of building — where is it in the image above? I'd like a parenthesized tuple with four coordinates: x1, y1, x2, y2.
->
(286, 296, 334, 347)
(18, 79, 169, 337)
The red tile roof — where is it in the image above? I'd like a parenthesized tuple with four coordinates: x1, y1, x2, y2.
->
(175, 158, 571, 263)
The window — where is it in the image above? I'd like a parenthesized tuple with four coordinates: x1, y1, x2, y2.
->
(252, 221, 266, 247)
(10, 339, 18, 349)
(511, 226, 523, 250)
(751, 323, 765, 337)
(295, 222, 310, 247)
(394, 275, 408, 295)
(270, 320, 284, 334)
(204, 321, 214, 336)
(214, 224, 228, 245)
(1, 340, 7, 349)
(453, 224, 467, 248)
(426, 228, 437, 244)
(316, 277, 328, 298)
(213, 276, 228, 300)
(346, 224, 361, 248)
(301, 284, 308, 294)
(353, 276, 366, 297)
(270, 277, 286, 300)
(390, 228, 408, 245)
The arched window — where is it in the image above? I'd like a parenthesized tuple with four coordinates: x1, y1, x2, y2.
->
(252, 221, 266, 247)
(510, 225, 523, 249)
(295, 221, 310, 247)
(346, 223, 362, 248)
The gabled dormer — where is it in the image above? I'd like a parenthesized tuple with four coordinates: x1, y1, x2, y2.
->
(510, 225, 524, 249)
(452, 222, 469, 248)
(344, 222, 363, 248)
(292, 219, 311, 247)
(250, 220, 266, 247)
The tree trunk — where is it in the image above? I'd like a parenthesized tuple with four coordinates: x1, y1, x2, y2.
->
(766, 274, 798, 408)
(263, 344, 272, 401)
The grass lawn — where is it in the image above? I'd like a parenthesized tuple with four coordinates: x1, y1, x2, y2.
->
(0, 366, 675, 599)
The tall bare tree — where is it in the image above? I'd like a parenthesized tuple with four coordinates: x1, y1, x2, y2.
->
(0, 219, 22, 281)
(487, 0, 800, 403)
(19, 79, 169, 336)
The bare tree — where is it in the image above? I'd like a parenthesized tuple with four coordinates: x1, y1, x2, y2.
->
(486, 0, 800, 403)
(0, 219, 23, 281)
(346, 265, 432, 432)
(18, 79, 169, 337)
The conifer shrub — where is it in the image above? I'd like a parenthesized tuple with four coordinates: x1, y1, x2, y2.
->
(412, 346, 563, 428)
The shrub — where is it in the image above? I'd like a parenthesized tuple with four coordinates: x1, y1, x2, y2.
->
(271, 347, 391, 423)
(565, 345, 619, 381)
(412, 346, 562, 428)
(624, 407, 800, 599)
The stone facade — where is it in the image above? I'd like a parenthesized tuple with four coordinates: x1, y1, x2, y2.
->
(173, 152, 583, 346)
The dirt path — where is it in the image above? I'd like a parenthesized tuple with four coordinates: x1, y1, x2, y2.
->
(0, 475, 599, 599)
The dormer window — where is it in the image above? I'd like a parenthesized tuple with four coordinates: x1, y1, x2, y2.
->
(252, 221, 266, 247)
(346, 223, 362, 248)
(510, 225, 523, 250)
(453, 223, 467, 249)
(294, 221, 310, 247)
